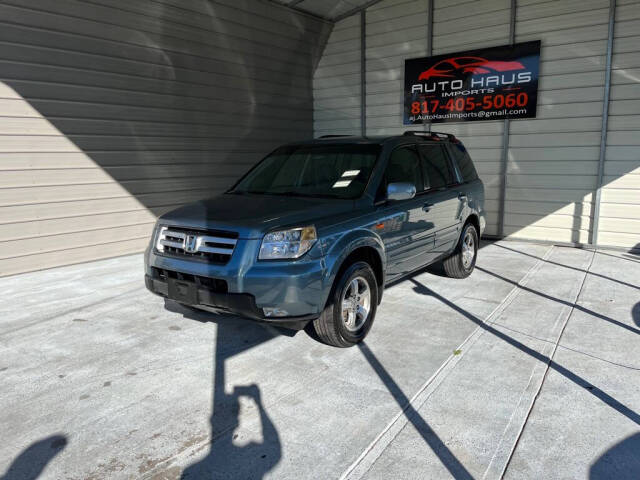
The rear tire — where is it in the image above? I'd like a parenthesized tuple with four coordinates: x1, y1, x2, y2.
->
(443, 223, 478, 279)
(310, 261, 378, 347)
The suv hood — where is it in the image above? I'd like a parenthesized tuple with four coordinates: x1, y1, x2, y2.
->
(158, 193, 356, 238)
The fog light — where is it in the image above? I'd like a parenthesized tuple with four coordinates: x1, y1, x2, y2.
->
(263, 307, 289, 318)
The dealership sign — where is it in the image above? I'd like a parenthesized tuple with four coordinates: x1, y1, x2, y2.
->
(404, 40, 541, 124)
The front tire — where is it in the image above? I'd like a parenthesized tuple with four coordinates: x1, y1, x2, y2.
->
(443, 223, 478, 279)
(310, 261, 378, 347)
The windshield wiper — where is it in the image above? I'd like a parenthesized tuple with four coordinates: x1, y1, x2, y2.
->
(298, 193, 341, 199)
(231, 190, 342, 199)
(228, 190, 266, 195)
(270, 191, 343, 198)
(265, 191, 302, 196)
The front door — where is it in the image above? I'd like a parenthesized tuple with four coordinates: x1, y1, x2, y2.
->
(375, 145, 435, 279)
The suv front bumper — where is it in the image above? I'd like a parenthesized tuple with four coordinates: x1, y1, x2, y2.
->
(145, 273, 264, 318)
(144, 240, 326, 325)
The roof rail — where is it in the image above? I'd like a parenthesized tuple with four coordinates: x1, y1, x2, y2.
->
(403, 130, 457, 142)
(318, 134, 351, 138)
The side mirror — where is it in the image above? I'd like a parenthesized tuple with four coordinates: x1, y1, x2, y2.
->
(386, 182, 416, 201)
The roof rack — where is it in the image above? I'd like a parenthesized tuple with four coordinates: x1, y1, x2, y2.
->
(318, 134, 351, 138)
(403, 130, 457, 142)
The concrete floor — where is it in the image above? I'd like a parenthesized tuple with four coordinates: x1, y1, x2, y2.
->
(1, 240, 639, 480)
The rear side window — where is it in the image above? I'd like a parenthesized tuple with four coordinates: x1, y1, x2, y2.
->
(419, 144, 454, 190)
(385, 146, 422, 190)
(449, 143, 478, 182)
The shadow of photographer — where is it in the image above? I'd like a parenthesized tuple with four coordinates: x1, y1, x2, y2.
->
(0, 435, 67, 480)
(165, 300, 292, 479)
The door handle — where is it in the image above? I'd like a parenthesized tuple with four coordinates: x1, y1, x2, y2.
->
(422, 202, 434, 212)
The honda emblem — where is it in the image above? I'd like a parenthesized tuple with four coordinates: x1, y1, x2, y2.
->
(184, 234, 198, 253)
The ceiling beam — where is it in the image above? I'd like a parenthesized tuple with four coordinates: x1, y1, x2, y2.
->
(265, 0, 332, 22)
(333, 0, 387, 22)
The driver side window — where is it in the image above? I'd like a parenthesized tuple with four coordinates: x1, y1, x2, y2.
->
(377, 146, 423, 201)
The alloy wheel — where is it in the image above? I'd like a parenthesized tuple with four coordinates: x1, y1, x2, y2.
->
(341, 276, 371, 332)
(462, 229, 475, 269)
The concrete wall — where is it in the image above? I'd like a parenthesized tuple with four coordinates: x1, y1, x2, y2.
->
(313, 0, 640, 250)
(0, 0, 331, 276)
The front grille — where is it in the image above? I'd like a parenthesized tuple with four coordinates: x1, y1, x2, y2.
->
(156, 226, 238, 264)
(151, 267, 228, 293)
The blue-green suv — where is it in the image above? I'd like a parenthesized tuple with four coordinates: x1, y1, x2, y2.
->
(145, 132, 485, 347)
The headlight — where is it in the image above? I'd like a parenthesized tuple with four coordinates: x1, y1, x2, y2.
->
(155, 225, 168, 252)
(259, 226, 317, 260)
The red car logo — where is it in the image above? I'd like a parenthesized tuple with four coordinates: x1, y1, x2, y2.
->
(418, 56, 526, 80)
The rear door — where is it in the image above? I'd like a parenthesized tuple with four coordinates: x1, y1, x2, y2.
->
(418, 143, 464, 259)
(375, 145, 435, 278)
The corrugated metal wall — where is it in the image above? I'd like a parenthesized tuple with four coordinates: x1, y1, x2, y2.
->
(506, 0, 609, 244)
(313, 0, 640, 250)
(314, 14, 361, 136)
(600, 0, 640, 249)
(430, 0, 510, 238)
(0, 0, 331, 276)
(314, 0, 512, 237)
(365, 0, 429, 135)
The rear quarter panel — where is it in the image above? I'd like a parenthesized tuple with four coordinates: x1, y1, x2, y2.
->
(462, 178, 486, 236)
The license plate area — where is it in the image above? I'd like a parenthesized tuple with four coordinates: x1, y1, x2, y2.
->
(167, 279, 198, 305)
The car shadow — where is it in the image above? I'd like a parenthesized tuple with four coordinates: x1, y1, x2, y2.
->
(158, 239, 639, 479)
(167, 303, 477, 480)
(164, 300, 293, 479)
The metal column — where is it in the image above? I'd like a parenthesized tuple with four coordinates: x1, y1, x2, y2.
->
(360, 10, 366, 136)
(426, 0, 433, 57)
(590, 0, 616, 246)
(423, 0, 434, 133)
(497, 0, 517, 238)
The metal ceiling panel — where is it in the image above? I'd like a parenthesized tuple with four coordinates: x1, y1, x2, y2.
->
(270, 0, 383, 21)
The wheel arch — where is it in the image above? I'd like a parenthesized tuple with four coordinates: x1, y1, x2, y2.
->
(323, 232, 386, 306)
(464, 213, 481, 237)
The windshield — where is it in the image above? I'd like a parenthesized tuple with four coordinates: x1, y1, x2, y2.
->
(230, 144, 381, 199)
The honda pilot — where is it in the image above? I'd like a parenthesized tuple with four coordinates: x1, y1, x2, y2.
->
(145, 131, 486, 347)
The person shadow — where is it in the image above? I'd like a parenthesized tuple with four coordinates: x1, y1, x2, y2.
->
(165, 301, 288, 479)
(0, 435, 67, 480)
